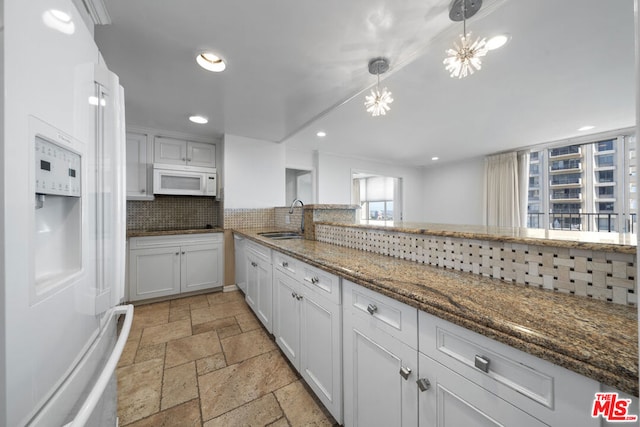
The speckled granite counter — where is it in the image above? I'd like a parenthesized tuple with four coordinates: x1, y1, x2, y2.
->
(234, 227, 639, 396)
(323, 221, 637, 254)
(127, 228, 223, 238)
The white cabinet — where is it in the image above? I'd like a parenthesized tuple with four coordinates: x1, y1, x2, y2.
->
(245, 241, 273, 333)
(343, 280, 418, 427)
(128, 233, 223, 301)
(272, 251, 343, 424)
(418, 310, 601, 427)
(126, 132, 153, 200)
(417, 353, 546, 427)
(154, 136, 216, 168)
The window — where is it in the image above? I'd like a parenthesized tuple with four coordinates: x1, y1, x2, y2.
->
(527, 135, 636, 232)
(352, 173, 402, 224)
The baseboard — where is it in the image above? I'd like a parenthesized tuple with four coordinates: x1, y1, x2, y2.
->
(223, 284, 239, 292)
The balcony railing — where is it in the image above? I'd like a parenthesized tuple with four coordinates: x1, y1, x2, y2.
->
(527, 212, 637, 233)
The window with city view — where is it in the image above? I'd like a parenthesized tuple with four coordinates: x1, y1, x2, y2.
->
(527, 135, 636, 233)
(352, 173, 402, 224)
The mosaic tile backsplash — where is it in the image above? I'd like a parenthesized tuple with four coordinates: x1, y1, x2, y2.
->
(223, 208, 275, 229)
(127, 196, 220, 231)
(315, 224, 637, 306)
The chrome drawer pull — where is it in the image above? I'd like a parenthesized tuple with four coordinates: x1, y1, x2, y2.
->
(281, 261, 288, 268)
(366, 304, 378, 315)
(251, 261, 258, 267)
(296, 294, 303, 301)
(474, 355, 490, 373)
(399, 366, 412, 380)
(417, 378, 431, 392)
(311, 276, 319, 284)
(291, 292, 297, 299)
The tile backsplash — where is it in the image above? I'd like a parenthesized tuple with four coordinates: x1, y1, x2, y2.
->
(315, 223, 637, 306)
(223, 208, 275, 229)
(127, 195, 219, 231)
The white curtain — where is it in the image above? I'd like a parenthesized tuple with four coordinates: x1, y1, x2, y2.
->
(484, 151, 529, 227)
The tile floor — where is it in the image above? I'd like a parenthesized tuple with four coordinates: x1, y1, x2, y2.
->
(117, 290, 338, 426)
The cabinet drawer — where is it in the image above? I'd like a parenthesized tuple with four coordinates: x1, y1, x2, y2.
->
(129, 233, 222, 249)
(301, 264, 341, 305)
(273, 251, 299, 279)
(419, 310, 600, 425)
(246, 240, 272, 264)
(343, 280, 417, 349)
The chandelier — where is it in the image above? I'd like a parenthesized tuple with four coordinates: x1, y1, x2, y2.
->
(443, 0, 488, 79)
(364, 57, 394, 117)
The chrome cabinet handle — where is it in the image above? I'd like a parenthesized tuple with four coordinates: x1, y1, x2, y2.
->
(181, 251, 185, 255)
(474, 355, 490, 373)
(140, 189, 146, 193)
(296, 294, 303, 301)
(251, 261, 258, 267)
(175, 252, 179, 256)
(367, 304, 378, 315)
(311, 276, 319, 284)
(399, 366, 412, 380)
(181, 157, 186, 161)
(187, 158, 192, 162)
(282, 261, 288, 268)
(291, 291, 296, 299)
(417, 378, 431, 392)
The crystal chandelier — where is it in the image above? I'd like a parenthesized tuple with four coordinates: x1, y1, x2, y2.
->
(364, 58, 394, 117)
(443, 0, 488, 79)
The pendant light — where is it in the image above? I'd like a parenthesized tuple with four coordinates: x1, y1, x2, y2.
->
(443, 0, 488, 79)
(364, 57, 394, 117)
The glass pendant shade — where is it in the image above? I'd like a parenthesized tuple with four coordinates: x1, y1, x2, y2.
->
(444, 33, 488, 79)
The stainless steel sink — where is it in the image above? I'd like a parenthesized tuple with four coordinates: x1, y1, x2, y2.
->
(258, 231, 303, 240)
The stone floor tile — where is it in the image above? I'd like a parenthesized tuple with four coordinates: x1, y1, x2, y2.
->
(196, 353, 227, 376)
(192, 316, 238, 335)
(131, 302, 170, 332)
(209, 301, 252, 320)
(117, 358, 164, 425)
(170, 294, 210, 307)
(221, 328, 277, 365)
(207, 290, 244, 306)
(135, 343, 166, 364)
(139, 319, 192, 347)
(203, 393, 283, 427)
(266, 417, 290, 427)
(165, 330, 221, 368)
(217, 324, 242, 339)
(125, 399, 201, 427)
(198, 350, 297, 422)
(161, 361, 199, 410)
(235, 312, 261, 333)
(274, 381, 335, 426)
(169, 305, 191, 322)
(118, 329, 142, 368)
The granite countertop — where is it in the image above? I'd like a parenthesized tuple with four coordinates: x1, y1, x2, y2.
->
(316, 221, 637, 254)
(234, 227, 639, 396)
(127, 227, 224, 238)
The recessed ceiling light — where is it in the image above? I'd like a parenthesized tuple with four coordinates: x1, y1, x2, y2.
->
(42, 9, 75, 34)
(189, 115, 208, 124)
(578, 125, 595, 131)
(431, 156, 439, 161)
(316, 131, 327, 137)
(196, 52, 226, 72)
(486, 34, 510, 50)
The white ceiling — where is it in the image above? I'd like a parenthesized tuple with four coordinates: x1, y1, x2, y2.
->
(95, 0, 636, 167)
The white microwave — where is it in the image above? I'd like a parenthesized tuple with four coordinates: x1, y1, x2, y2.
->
(153, 164, 216, 196)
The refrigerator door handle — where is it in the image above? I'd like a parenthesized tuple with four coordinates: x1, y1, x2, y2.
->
(63, 304, 134, 427)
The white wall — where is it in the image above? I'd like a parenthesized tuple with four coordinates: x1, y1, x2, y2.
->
(312, 150, 426, 222)
(422, 156, 485, 225)
(224, 134, 286, 208)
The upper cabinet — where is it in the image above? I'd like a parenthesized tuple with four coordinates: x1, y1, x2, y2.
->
(154, 136, 216, 168)
(126, 132, 154, 200)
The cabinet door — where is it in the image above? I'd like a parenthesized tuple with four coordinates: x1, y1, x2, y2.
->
(234, 236, 246, 292)
(300, 290, 342, 424)
(154, 136, 187, 165)
(129, 247, 181, 301)
(343, 313, 418, 427)
(187, 141, 216, 168)
(126, 132, 153, 200)
(418, 353, 547, 427)
(181, 243, 223, 293)
(245, 253, 259, 312)
(255, 258, 273, 333)
(273, 270, 301, 369)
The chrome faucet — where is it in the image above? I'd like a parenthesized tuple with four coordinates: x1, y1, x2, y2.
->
(289, 199, 304, 233)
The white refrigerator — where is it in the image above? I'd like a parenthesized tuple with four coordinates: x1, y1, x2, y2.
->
(3, 0, 132, 425)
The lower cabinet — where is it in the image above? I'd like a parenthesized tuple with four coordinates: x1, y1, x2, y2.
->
(245, 241, 273, 333)
(343, 280, 418, 427)
(273, 252, 343, 424)
(417, 353, 546, 427)
(128, 233, 223, 301)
